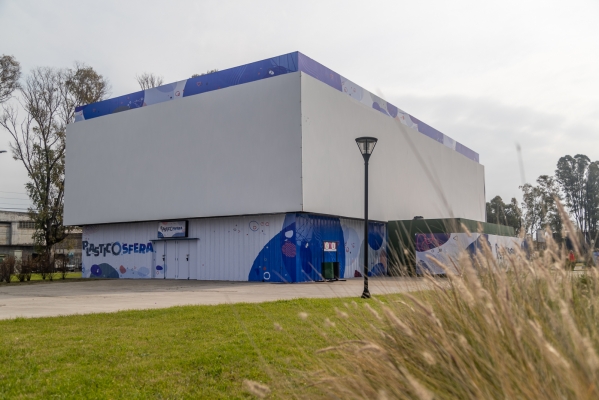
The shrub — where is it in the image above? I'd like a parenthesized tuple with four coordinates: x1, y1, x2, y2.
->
(37, 253, 56, 281)
(46, 260, 56, 281)
(55, 258, 69, 280)
(15, 256, 33, 282)
(0, 256, 16, 283)
(15, 258, 26, 282)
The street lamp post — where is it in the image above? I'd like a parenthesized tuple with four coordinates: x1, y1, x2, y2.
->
(355, 137, 378, 299)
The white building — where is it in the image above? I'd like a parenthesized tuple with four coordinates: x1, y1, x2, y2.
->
(0, 210, 82, 266)
(65, 52, 485, 282)
(0, 211, 36, 262)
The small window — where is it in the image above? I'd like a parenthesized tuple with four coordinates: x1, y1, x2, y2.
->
(18, 221, 35, 229)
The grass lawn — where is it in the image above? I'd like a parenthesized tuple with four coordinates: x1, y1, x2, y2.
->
(0, 297, 390, 399)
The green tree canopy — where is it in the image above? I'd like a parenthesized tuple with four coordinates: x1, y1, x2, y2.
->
(520, 175, 561, 236)
(486, 195, 522, 233)
(555, 154, 599, 242)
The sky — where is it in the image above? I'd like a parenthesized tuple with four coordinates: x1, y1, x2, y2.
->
(1, 0, 598, 212)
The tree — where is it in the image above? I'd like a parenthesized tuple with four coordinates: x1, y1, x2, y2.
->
(538, 175, 563, 234)
(555, 154, 599, 243)
(0, 55, 21, 103)
(505, 197, 522, 233)
(191, 69, 219, 78)
(486, 195, 522, 233)
(520, 184, 542, 236)
(136, 72, 163, 90)
(520, 175, 561, 236)
(64, 61, 110, 117)
(586, 162, 599, 242)
(0, 63, 109, 261)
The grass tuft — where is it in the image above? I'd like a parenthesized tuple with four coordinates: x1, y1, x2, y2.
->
(314, 230, 599, 400)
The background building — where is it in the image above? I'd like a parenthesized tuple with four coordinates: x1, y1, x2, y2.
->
(0, 211, 35, 262)
(65, 51, 485, 282)
(0, 210, 82, 267)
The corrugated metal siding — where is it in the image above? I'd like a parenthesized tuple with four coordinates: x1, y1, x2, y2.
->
(294, 214, 345, 281)
(81, 213, 386, 282)
(248, 214, 388, 282)
(193, 214, 285, 281)
(339, 218, 387, 278)
(82, 222, 156, 278)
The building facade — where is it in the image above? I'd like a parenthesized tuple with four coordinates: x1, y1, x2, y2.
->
(81, 213, 386, 281)
(0, 210, 82, 266)
(0, 211, 36, 262)
(65, 52, 485, 282)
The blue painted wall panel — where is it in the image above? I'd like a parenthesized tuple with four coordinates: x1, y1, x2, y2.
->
(248, 213, 386, 283)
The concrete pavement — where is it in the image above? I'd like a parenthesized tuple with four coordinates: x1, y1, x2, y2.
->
(0, 277, 431, 320)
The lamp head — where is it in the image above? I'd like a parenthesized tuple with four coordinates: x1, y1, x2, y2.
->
(355, 137, 378, 160)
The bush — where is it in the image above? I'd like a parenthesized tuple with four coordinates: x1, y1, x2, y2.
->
(37, 254, 56, 281)
(55, 258, 69, 280)
(16, 256, 33, 282)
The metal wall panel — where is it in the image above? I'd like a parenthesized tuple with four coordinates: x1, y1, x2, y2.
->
(81, 213, 387, 282)
(81, 214, 287, 281)
(301, 72, 486, 222)
(339, 217, 387, 279)
(192, 214, 286, 281)
(246, 214, 387, 282)
(65, 73, 302, 226)
(82, 222, 156, 278)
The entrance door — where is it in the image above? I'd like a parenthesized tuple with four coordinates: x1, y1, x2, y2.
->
(165, 241, 178, 279)
(177, 241, 190, 279)
(153, 241, 165, 279)
(188, 241, 197, 280)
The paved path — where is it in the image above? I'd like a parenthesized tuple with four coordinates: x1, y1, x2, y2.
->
(0, 277, 431, 320)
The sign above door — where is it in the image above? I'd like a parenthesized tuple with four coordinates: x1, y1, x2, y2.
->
(157, 221, 188, 238)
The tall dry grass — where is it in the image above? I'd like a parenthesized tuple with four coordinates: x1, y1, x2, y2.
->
(311, 220, 599, 399)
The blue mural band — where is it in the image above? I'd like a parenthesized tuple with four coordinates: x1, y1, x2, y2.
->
(74, 52, 479, 163)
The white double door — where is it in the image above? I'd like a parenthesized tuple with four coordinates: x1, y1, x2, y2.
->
(155, 240, 191, 279)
